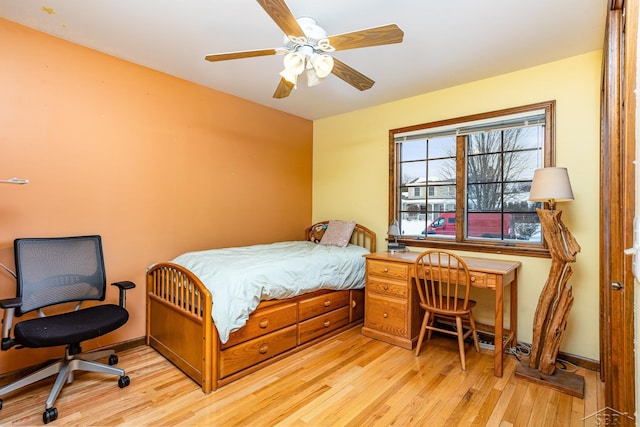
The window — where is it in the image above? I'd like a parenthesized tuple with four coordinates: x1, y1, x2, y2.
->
(389, 101, 554, 256)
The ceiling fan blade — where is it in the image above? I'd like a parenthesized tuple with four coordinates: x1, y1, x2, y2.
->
(329, 24, 404, 51)
(256, 0, 305, 38)
(273, 78, 295, 98)
(331, 58, 375, 91)
(205, 48, 278, 62)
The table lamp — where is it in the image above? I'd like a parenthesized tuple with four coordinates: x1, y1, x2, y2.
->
(387, 220, 406, 252)
(528, 167, 574, 210)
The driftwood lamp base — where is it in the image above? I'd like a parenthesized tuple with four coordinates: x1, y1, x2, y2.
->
(519, 208, 583, 398)
(515, 360, 585, 398)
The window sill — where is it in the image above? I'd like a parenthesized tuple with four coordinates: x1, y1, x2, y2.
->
(395, 237, 551, 258)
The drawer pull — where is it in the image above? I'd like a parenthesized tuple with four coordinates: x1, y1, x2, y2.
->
(382, 284, 389, 291)
(259, 319, 269, 329)
(383, 312, 388, 318)
(324, 299, 331, 307)
(470, 276, 476, 282)
(383, 267, 389, 273)
(259, 343, 269, 354)
(323, 320, 331, 328)
(352, 300, 357, 308)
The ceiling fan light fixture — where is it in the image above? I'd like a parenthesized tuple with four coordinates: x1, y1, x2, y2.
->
(280, 51, 305, 84)
(306, 68, 323, 87)
(311, 53, 334, 79)
(279, 68, 299, 85)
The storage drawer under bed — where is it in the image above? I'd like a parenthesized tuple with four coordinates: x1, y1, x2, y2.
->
(298, 290, 349, 321)
(221, 302, 297, 349)
(219, 325, 298, 378)
(298, 305, 349, 344)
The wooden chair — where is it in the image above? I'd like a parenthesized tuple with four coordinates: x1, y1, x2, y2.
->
(413, 250, 480, 370)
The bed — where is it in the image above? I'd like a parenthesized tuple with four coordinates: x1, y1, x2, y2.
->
(145, 221, 376, 393)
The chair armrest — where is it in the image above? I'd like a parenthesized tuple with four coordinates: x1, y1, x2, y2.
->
(111, 281, 135, 291)
(111, 281, 135, 308)
(0, 297, 21, 309)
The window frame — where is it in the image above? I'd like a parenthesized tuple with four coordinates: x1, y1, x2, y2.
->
(388, 101, 555, 257)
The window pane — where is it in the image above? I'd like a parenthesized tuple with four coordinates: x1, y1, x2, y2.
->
(467, 153, 502, 184)
(425, 212, 457, 238)
(401, 139, 426, 161)
(429, 158, 456, 182)
(464, 212, 514, 240)
(468, 131, 502, 155)
(400, 160, 425, 186)
(512, 126, 544, 150)
(504, 182, 536, 212)
(428, 136, 456, 159)
(504, 150, 541, 181)
(400, 212, 427, 236)
(467, 183, 502, 211)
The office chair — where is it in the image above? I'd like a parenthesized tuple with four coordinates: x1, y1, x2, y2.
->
(413, 250, 480, 370)
(0, 236, 135, 424)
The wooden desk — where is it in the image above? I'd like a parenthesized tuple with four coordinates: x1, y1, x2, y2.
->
(362, 251, 521, 377)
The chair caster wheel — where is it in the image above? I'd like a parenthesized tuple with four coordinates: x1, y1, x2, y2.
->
(109, 354, 118, 365)
(43, 407, 58, 424)
(118, 375, 130, 388)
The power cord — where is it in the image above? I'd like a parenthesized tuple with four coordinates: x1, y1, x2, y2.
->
(505, 341, 579, 373)
(505, 341, 531, 361)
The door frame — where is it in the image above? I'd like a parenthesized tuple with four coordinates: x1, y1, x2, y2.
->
(600, 0, 637, 424)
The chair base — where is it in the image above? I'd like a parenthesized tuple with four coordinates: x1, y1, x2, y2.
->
(0, 346, 127, 420)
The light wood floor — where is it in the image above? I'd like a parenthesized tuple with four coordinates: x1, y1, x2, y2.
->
(1, 327, 604, 426)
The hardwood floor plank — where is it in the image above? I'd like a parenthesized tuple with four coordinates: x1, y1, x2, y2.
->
(0, 330, 601, 426)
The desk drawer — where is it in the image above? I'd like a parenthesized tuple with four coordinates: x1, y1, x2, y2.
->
(367, 260, 408, 281)
(222, 302, 297, 349)
(468, 272, 498, 289)
(299, 306, 349, 344)
(366, 277, 407, 298)
(365, 293, 407, 338)
(418, 269, 492, 290)
(299, 290, 349, 321)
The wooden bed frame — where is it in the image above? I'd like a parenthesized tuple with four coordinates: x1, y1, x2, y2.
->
(146, 222, 376, 393)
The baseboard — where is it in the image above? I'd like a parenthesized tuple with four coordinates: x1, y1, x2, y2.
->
(0, 337, 146, 385)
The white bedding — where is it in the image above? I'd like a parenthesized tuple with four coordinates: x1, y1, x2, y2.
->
(172, 241, 369, 343)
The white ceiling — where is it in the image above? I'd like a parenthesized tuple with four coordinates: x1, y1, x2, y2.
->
(1, 0, 607, 120)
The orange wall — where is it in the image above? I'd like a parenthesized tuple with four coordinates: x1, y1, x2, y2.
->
(0, 19, 313, 373)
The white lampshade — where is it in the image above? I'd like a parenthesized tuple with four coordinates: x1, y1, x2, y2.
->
(280, 52, 306, 84)
(387, 221, 400, 236)
(311, 54, 334, 78)
(529, 167, 574, 210)
(306, 68, 322, 87)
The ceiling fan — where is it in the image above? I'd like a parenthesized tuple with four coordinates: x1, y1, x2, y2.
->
(204, 0, 404, 99)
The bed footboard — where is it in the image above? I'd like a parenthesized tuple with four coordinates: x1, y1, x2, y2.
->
(146, 262, 217, 393)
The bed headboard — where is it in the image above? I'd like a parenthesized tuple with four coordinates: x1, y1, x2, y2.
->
(305, 221, 376, 253)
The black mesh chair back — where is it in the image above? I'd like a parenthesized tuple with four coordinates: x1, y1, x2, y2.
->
(15, 236, 106, 316)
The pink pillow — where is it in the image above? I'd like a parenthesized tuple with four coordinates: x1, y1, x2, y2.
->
(319, 220, 356, 248)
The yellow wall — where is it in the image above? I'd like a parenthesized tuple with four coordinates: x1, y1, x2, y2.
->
(313, 51, 602, 360)
(0, 19, 313, 372)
